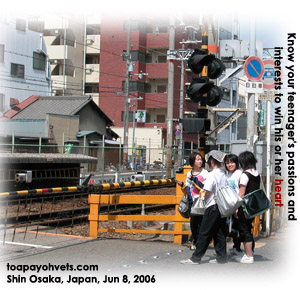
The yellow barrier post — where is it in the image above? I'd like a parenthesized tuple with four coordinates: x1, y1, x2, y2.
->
(88, 179, 191, 244)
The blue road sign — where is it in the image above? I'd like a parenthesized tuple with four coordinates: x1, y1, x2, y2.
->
(244, 56, 264, 81)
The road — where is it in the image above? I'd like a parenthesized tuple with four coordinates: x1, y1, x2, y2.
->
(0, 225, 299, 290)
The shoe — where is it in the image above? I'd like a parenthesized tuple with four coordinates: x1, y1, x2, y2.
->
(190, 244, 196, 250)
(180, 259, 200, 265)
(236, 254, 254, 264)
(229, 248, 242, 256)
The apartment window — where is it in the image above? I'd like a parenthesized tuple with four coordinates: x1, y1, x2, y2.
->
(122, 81, 145, 93)
(33, 52, 46, 70)
(157, 55, 167, 63)
(16, 19, 26, 32)
(122, 51, 146, 63)
(11, 63, 25, 78)
(157, 85, 167, 93)
(0, 44, 4, 63)
(156, 115, 165, 123)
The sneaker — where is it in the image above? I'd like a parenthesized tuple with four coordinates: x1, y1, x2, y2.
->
(236, 254, 254, 264)
(180, 259, 200, 265)
(229, 248, 242, 256)
(190, 244, 196, 250)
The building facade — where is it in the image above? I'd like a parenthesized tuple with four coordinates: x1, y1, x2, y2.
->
(0, 15, 51, 116)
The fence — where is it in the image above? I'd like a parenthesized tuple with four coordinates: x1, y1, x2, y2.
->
(88, 168, 286, 244)
(88, 178, 191, 244)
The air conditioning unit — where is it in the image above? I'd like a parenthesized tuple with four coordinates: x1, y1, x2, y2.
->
(86, 36, 95, 45)
(87, 65, 94, 73)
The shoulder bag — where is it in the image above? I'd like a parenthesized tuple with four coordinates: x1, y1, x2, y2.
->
(242, 175, 273, 219)
(177, 184, 191, 219)
(213, 174, 244, 218)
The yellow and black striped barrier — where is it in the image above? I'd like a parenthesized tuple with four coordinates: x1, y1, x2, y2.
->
(0, 179, 174, 197)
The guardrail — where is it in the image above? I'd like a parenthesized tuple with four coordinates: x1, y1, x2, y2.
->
(88, 178, 190, 244)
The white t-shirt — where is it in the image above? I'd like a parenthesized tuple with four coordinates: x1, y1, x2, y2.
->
(240, 169, 259, 187)
(226, 169, 242, 194)
(203, 168, 227, 208)
(185, 169, 209, 200)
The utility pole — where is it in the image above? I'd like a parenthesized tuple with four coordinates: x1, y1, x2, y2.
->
(123, 19, 131, 167)
(166, 14, 175, 178)
(178, 41, 185, 166)
(246, 17, 256, 152)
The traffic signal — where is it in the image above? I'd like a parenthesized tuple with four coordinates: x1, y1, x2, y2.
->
(188, 48, 225, 79)
(181, 118, 211, 134)
(186, 48, 225, 107)
(187, 77, 223, 106)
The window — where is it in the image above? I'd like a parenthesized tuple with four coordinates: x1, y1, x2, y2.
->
(122, 51, 146, 63)
(33, 52, 46, 70)
(156, 115, 165, 123)
(11, 63, 25, 78)
(16, 19, 26, 32)
(0, 44, 4, 63)
(122, 81, 145, 93)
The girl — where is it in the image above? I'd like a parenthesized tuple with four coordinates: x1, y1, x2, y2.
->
(181, 150, 228, 264)
(185, 153, 209, 249)
(224, 154, 242, 256)
(235, 151, 260, 264)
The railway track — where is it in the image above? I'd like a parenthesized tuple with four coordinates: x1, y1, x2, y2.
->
(0, 182, 176, 231)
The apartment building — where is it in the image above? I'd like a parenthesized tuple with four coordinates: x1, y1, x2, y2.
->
(98, 14, 201, 150)
(0, 15, 51, 116)
(28, 14, 100, 103)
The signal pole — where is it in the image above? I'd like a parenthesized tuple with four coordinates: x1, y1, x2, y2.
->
(123, 19, 131, 167)
(166, 14, 175, 178)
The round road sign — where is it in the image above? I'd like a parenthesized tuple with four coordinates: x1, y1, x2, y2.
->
(262, 59, 282, 90)
(244, 56, 264, 81)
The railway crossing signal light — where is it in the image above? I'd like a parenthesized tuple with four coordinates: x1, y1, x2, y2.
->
(187, 77, 223, 106)
(181, 118, 211, 134)
(187, 48, 225, 79)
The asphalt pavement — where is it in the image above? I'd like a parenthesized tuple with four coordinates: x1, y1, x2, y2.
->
(0, 225, 299, 290)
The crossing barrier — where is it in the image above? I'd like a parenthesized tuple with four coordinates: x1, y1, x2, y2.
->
(88, 178, 191, 244)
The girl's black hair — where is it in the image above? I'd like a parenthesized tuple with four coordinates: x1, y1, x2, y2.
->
(207, 156, 221, 168)
(238, 151, 257, 170)
(189, 152, 204, 167)
(224, 154, 239, 170)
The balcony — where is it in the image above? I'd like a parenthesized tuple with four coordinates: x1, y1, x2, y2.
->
(85, 64, 100, 83)
(47, 45, 79, 62)
(146, 33, 169, 49)
(146, 63, 168, 78)
(86, 35, 101, 54)
(145, 93, 168, 108)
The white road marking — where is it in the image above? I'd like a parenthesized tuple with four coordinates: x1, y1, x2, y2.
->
(0, 241, 53, 249)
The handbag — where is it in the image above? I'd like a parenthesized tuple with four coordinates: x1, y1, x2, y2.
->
(213, 175, 243, 218)
(190, 184, 206, 216)
(242, 176, 272, 219)
(177, 185, 191, 219)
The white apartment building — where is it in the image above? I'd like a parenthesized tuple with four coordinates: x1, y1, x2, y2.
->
(28, 14, 100, 103)
(0, 15, 51, 116)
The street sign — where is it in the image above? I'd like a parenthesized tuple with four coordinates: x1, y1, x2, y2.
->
(244, 56, 264, 81)
(262, 59, 282, 90)
(137, 110, 146, 123)
(258, 93, 275, 101)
